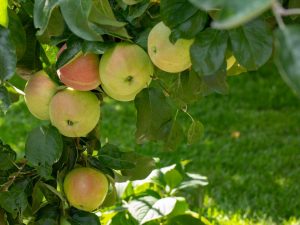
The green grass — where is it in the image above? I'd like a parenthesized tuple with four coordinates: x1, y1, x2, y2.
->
(1, 64, 300, 224)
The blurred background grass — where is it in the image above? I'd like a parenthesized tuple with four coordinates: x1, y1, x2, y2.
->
(0, 63, 300, 225)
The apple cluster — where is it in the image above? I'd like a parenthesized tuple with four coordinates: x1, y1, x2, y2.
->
(24, 22, 193, 139)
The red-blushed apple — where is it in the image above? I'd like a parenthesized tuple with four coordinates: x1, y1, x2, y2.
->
(24, 70, 58, 120)
(49, 88, 100, 137)
(63, 167, 109, 212)
(57, 45, 101, 91)
(148, 22, 194, 73)
(99, 43, 153, 101)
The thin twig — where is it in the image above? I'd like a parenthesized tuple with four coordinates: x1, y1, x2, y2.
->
(272, 1, 286, 30)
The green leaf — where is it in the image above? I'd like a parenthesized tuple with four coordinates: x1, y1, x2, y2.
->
(135, 87, 173, 144)
(166, 214, 205, 225)
(110, 212, 138, 225)
(69, 208, 101, 225)
(191, 29, 228, 76)
(160, 0, 198, 29)
(82, 41, 114, 55)
(229, 19, 272, 70)
(98, 144, 135, 170)
(169, 70, 202, 107)
(8, 10, 26, 60)
(59, 0, 103, 41)
(212, 0, 273, 29)
(188, 0, 224, 11)
(33, 0, 59, 35)
(36, 7, 65, 44)
(274, 25, 300, 96)
(0, 140, 16, 170)
(128, 196, 188, 224)
(56, 38, 82, 69)
(25, 125, 63, 178)
(35, 204, 60, 224)
(163, 118, 184, 151)
(121, 152, 156, 180)
(126, 1, 150, 23)
(0, 27, 16, 81)
(170, 10, 208, 41)
(187, 120, 204, 145)
(88, 0, 130, 39)
(0, 86, 11, 115)
(0, 179, 30, 218)
(160, 164, 183, 189)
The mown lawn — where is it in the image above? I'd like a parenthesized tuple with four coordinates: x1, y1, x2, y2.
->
(1, 63, 300, 224)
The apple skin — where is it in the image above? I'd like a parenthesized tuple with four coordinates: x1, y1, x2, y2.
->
(57, 45, 101, 91)
(24, 70, 58, 120)
(100, 43, 153, 101)
(148, 22, 194, 73)
(63, 167, 109, 212)
(49, 88, 100, 137)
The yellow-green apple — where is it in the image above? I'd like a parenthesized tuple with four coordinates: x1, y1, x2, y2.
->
(99, 42, 153, 101)
(24, 70, 58, 120)
(148, 22, 194, 73)
(57, 45, 101, 91)
(63, 167, 109, 212)
(49, 88, 100, 137)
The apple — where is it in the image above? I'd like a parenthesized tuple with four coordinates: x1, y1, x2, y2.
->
(99, 42, 153, 101)
(148, 22, 194, 73)
(49, 88, 100, 137)
(24, 70, 58, 120)
(63, 167, 109, 212)
(57, 45, 101, 91)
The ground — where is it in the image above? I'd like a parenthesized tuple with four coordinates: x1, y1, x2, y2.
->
(0, 63, 299, 224)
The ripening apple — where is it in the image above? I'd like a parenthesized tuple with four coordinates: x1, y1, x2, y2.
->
(57, 45, 101, 91)
(148, 22, 194, 73)
(63, 167, 109, 212)
(100, 43, 153, 101)
(24, 70, 58, 120)
(49, 88, 100, 137)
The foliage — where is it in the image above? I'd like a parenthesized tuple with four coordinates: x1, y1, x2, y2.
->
(0, 0, 300, 224)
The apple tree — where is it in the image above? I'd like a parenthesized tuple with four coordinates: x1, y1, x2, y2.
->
(1, 0, 300, 224)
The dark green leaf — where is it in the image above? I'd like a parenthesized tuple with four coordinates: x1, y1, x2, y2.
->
(212, 0, 273, 29)
(135, 87, 173, 144)
(25, 125, 63, 178)
(0, 179, 30, 218)
(0, 86, 11, 115)
(69, 208, 101, 225)
(229, 19, 272, 70)
(8, 10, 26, 60)
(87, 156, 115, 178)
(274, 25, 300, 96)
(121, 152, 155, 180)
(98, 144, 135, 170)
(170, 10, 208, 41)
(35, 204, 60, 224)
(82, 41, 114, 55)
(187, 120, 204, 145)
(56, 38, 82, 69)
(33, 0, 59, 35)
(188, 0, 223, 11)
(59, 0, 103, 41)
(170, 70, 202, 107)
(166, 214, 205, 225)
(160, 0, 198, 29)
(110, 212, 138, 225)
(0, 140, 16, 170)
(126, 1, 150, 23)
(163, 118, 184, 151)
(191, 29, 228, 76)
(0, 27, 16, 81)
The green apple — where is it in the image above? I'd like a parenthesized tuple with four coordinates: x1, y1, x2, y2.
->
(49, 88, 100, 137)
(57, 45, 101, 91)
(100, 42, 153, 101)
(63, 167, 109, 212)
(148, 22, 194, 73)
(24, 70, 58, 120)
